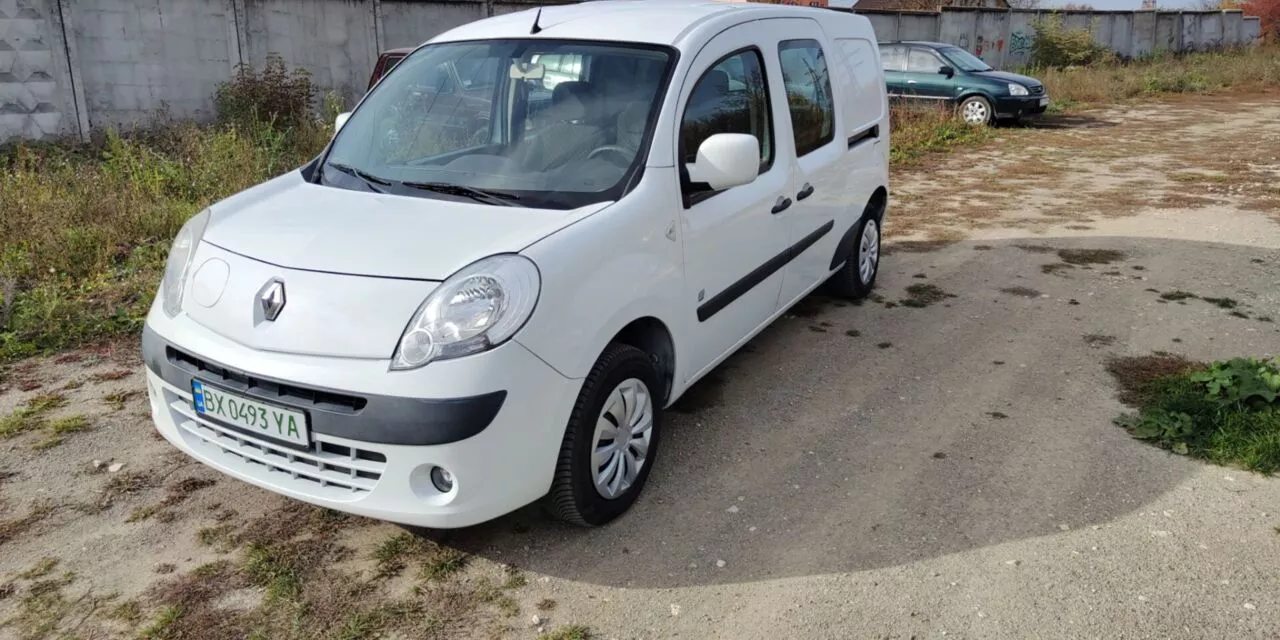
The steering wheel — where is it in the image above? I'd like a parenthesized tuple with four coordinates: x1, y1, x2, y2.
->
(586, 145, 635, 166)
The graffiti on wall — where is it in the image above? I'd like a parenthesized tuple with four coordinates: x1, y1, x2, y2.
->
(1009, 30, 1034, 56)
(974, 35, 1004, 59)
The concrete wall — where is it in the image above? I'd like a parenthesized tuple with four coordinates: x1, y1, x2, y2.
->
(0, 0, 1268, 143)
(860, 7, 1261, 70)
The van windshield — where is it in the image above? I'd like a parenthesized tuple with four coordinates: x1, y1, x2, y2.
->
(321, 39, 675, 210)
(938, 46, 992, 73)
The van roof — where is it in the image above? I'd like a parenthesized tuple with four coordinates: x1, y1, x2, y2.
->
(430, 0, 834, 48)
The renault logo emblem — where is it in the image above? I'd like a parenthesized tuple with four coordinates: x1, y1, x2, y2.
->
(257, 279, 286, 322)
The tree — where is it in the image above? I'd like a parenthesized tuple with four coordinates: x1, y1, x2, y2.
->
(1008, 0, 1046, 8)
(1242, 0, 1280, 40)
(1061, 3, 1096, 9)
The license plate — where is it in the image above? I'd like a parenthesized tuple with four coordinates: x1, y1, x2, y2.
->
(192, 380, 309, 447)
(1039, 97, 1049, 106)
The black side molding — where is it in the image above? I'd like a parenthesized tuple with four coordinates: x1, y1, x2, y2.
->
(847, 124, 879, 149)
(697, 220, 835, 322)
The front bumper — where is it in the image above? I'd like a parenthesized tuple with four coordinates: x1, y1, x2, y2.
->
(994, 94, 1049, 118)
(141, 314, 581, 529)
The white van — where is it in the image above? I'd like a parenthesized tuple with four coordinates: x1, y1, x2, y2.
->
(142, 0, 889, 529)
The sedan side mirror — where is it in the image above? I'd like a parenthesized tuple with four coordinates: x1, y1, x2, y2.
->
(334, 111, 352, 132)
(939, 65, 956, 78)
(686, 133, 760, 191)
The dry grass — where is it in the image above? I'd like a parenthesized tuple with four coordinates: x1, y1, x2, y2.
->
(1033, 46, 1280, 110)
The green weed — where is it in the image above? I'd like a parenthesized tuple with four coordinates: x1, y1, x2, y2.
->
(1112, 356, 1280, 474)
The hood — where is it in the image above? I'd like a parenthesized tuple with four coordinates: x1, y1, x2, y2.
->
(971, 69, 1043, 88)
(202, 170, 610, 280)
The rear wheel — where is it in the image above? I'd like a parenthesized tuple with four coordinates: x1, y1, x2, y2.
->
(545, 343, 662, 527)
(825, 216, 880, 300)
(959, 95, 993, 126)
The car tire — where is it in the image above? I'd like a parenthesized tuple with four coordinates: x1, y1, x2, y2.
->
(958, 95, 993, 126)
(825, 215, 880, 300)
(545, 343, 662, 527)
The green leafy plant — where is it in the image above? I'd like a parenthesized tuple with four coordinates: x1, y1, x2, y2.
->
(1190, 357, 1280, 407)
(1111, 355, 1280, 473)
(1030, 14, 1115, 69)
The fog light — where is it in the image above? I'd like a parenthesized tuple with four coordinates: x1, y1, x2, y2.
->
(430, 466, 454, 492)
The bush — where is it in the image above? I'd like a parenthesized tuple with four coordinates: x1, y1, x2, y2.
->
(215, 54, 317, 129)
(1030, 14, 1115, 68)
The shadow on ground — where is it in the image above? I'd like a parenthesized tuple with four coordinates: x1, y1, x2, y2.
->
(1008, 113, 1121, 130)
(424, 235, 1278, 589)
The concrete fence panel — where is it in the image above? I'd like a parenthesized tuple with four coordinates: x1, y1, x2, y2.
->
(380, 0, 485, 50)
(0, 1, 1270, 143)
(899, 13, 939, 41)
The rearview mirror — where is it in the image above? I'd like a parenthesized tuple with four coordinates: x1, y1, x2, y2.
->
(686, 133, 760, 191)
(939, 65, 956, 78)
(334, 111, 352, 132)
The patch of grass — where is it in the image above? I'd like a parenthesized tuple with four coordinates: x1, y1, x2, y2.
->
(7, 571, 76, 639)
(1041, 263, 1074, 275)
(900, 283, 955, 308)
(540, 625, 593, 640)
(888, 103, 994, 167)
(1106, 353, 1201, 407)
(844, 329, 861, 337)
(0, 393, 68, 439)
(103, 389, 139, 411)
(1202, 296, 1239, 309)
(420, 546, 469, 582)
(1112, 356, 1280, 474)
(138, 605, 183, 639)
(1014, 244, 1058, 254)
(17, 557, 59, 580)
(372, 532, 425, 579)
(886, 240, 956, 253)
(243, 542, 303, 603)
(0, 504, 53, 547)
(1161, 290, 1198, 301)
(503, 565, 528, 589)
(877, 342, 892, 349)
(537, 598, 558, 611)
(1258, 316, 1274, 323)
(108, 599, 143, 625)
(1000, 286, 1042, 298)
(1057, 248, 1126, 266)
(1084, 334, 1117, 347)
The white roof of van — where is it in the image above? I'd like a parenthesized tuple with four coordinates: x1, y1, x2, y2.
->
(432, 0, 834, 47)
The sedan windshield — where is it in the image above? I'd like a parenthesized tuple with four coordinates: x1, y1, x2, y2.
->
(938, 46, 992, 73)
(321, 39, 674, 210)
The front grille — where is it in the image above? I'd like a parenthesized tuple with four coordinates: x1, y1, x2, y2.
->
(1030, 85, 1045, 96)
(167, 347, 367, 413)
(166, 389, 386, 500)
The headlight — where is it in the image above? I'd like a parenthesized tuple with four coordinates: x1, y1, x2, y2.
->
(161, 209, 211, 317)
(390, 254, 540, 370)
(1008, 84, 1029, 96)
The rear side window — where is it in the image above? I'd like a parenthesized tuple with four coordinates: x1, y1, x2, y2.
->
(778, 39, 835, 157)
(680, 48, 774, 184)
(906, 48, 944, 73)
(879, 45, 905, 72)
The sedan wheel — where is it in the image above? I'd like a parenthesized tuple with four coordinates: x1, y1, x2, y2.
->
(959, 96, 993, 126)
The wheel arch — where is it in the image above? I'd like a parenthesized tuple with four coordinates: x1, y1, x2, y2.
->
(828, 187, 888, 271)
(606, 316, 676, 407)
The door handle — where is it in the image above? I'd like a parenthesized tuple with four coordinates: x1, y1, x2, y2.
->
(796, 183, 814, 201)
(771, 196, 792, 214)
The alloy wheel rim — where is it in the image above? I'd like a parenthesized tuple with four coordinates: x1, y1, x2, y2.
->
(963, 100, 988, 124)
(859, 219, 880, 285)
(591, 378, 654, 500)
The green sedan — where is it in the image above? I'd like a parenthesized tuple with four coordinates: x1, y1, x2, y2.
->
(878, 41, 1049, 125)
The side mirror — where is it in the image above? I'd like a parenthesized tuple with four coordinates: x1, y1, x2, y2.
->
(334, 112, 352, 132)
(686, 133, 759, 191)
(939, 65, 956, 78)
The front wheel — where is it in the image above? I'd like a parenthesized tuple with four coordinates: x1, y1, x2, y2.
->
(958, 95, 993, 126)
(545, 343, 662, 527)
(825, 216, 880, 300)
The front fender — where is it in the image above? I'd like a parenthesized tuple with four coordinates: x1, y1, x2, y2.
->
(515, 170, 685, 382)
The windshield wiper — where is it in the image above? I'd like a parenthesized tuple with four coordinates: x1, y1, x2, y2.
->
(401, 181, 522, 207)
(326, 162, 393, 193)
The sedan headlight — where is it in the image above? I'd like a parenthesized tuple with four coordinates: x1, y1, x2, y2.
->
(390, 254, 540, 370)
(162, 209, 211, 317)
(1008, 83, 1029, 96)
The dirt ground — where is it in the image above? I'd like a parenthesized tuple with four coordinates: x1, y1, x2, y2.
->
(2, 95, 1279, 640)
